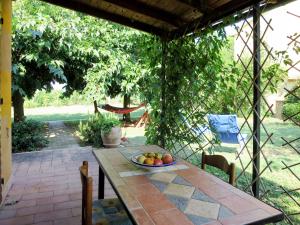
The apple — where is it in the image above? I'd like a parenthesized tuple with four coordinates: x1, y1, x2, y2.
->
(154, 158, 163, 166)
(155, 153, 162, 159)
(137, 155, 146, 164)
(148, 152, 156, 158)
(144, 158, 154, 165)
(162, 154, 173, 164)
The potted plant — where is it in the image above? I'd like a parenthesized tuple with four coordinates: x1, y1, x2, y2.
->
(100, 113, 122, 148)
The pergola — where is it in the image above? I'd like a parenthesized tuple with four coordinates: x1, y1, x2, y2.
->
(0, 0, 293, 205)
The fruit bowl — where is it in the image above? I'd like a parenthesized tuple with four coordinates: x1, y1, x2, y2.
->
(131, 152, 176, 170)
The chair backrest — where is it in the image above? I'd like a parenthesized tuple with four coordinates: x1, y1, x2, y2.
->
(180, 113, 210, 136)
(201, 151, 235, 186)
(80, 161, 93, 225)
(207, 114, 240, 144)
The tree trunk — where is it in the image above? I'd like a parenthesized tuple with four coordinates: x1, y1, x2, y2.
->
(12, 92, 25, 122)
(93, 100, 99, 114)
(123, 94, 131, 122)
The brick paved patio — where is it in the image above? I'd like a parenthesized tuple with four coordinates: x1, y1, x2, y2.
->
(0, 147, 116, 225)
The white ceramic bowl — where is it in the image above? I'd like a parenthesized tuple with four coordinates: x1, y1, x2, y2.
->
(131, 153, 176, 171)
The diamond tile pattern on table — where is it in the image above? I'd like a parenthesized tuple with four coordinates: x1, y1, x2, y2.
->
(151, 180, 169, 192)
(150, 172, 177, 183)
(164, 183, 195, 198)
(115, 148, 239, 224)
(192, 189, 216, 203)
(172, 175, 193, 186)
(166, 194, 190, 211)
(186, 214, 213, 225)
(146, 173, 236, 224)
(218, 205, 234, 219)
(185, 199, 220, 219)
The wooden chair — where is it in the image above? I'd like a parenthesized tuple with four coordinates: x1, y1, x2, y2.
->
(80, 161, 132, 225)
(201, 151, 236, 186)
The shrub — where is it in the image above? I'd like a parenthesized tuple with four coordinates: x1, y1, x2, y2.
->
(101, 113, 121, 134)
(77, 113, 121, 147)
(78, 114, 103, 147)
(285, 84, 300, 104)
(283, 103, 300, 123)
(12, 120, 48, 153)
(283, 83, 300, 123)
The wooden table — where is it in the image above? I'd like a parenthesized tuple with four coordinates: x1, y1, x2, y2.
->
(93, 145, 284, 225)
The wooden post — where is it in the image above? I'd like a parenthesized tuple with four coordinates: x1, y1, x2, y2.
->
(0, 0, 12, 202)
(160, 38, 167, 148)
(98, 166, 105, 199)
(252, 3, 261, 198)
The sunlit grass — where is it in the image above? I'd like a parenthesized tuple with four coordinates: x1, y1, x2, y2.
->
(24, 105, 145, 122)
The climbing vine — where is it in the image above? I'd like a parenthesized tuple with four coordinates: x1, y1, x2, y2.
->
(141, 27, 228, 149)
(142, 26, 285, 156)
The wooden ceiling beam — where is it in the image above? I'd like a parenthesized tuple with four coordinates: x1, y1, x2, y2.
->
(177, 0, 212, 13)
(103, 0, 181, 27)
(42, 0, 165, 36)
(170, 0, 262, 39)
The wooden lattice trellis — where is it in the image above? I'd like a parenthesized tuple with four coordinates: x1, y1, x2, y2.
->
(164, 3, 299, 225)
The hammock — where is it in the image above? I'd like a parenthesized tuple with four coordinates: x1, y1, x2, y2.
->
(101, 103, 145, 114)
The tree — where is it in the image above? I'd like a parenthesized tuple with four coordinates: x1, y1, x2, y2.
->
(83, 26, 149, 121)
(12, 0, 98, 122)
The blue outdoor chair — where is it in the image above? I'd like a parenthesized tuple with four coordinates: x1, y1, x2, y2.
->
(207, 114, 247, 152)
(181, 114, 247, 152)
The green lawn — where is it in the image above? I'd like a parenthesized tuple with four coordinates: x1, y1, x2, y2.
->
(24, 105, 145, 122)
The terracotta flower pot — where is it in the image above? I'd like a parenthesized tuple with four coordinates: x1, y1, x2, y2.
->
(101, 126, 122, 148)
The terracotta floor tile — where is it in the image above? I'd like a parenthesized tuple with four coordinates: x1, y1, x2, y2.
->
(71, 207, 82, 217)
(37, 194, 70, 206)
(33, 221, 53, 225)
(54, 200, 81, 210)
(131, 208, 155, 225)
(184, 174, 216, 192)
(218, 194, 258, 214)
(123, 175, 150, 185)
(137, 193, 176, 216)
(152, 208, 193, 225)
(34, 209, 72, 223)
(201, 184, 233, 200)
(0, 215, 34, 225)
(117, 185, 141, 210)
(22, 191, 54, 200)
(130, 183, 161, 197)
(11, 199, 37, 209)
(69, 192, 82, 201)
(175, 167, 201, 178)
(16, 204, 53, 216)
(53, 216, 81, 225)
(232, 189, 282, 216)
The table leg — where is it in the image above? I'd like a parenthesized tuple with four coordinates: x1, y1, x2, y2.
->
(98, 165, 105, 199)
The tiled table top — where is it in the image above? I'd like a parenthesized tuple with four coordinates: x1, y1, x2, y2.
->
(93, 145, 283, 225)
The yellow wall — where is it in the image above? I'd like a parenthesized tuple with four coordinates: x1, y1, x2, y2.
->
(0, 0, 12, 196)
